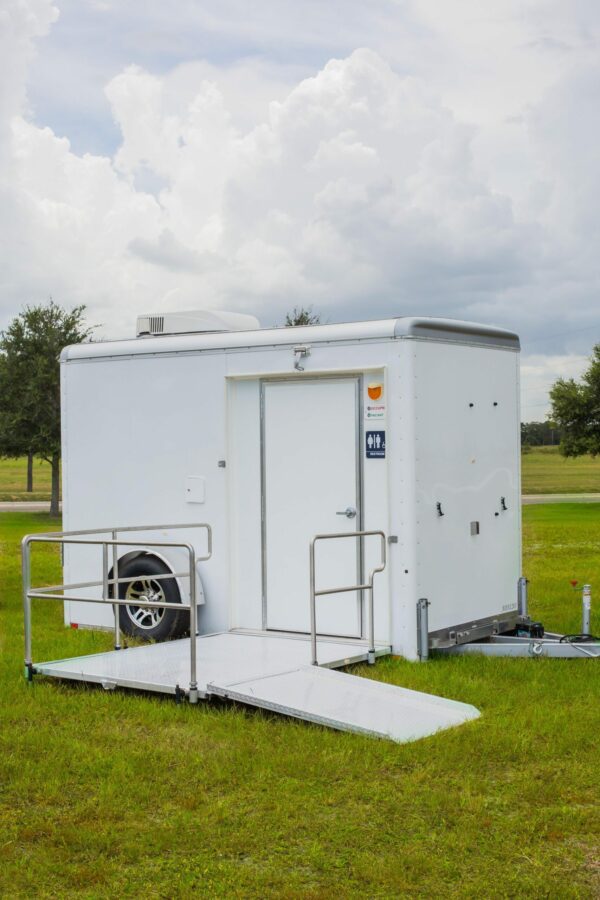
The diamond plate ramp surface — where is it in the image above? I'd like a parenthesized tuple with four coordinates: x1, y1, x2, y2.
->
(209, 665, 480, 743)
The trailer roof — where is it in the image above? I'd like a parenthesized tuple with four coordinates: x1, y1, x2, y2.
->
(61, 316, 519, 361)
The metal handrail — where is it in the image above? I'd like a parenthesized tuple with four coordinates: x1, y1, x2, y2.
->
(309, 530, 386, 667)
(22, 522, 212, 704)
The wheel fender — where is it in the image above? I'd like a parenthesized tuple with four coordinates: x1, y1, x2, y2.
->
(108, 551, 205, 607)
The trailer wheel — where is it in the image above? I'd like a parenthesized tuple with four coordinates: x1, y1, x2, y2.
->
(117, 556, 188, 641)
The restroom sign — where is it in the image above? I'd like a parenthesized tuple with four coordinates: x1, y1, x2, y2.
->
(366, 431, 386, 459)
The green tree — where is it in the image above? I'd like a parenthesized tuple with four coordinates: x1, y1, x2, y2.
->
(0, 301, 93, 515)
(550, 343, 600, 456)
(0, 352, 37, 492)
(285, 306, 321, 326)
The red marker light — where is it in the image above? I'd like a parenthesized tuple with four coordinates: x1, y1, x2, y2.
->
(70, 623, 79, 629)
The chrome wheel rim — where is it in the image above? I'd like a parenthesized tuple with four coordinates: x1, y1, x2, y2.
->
(125, 577, 166, 630)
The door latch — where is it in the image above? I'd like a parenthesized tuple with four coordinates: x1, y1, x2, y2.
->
(336, 507, 357, 519)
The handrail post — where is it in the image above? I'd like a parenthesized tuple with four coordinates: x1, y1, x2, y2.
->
(310, 539, 318, 666)
(22, 536, 33, 681)
(112, 530, 121, 650)
(367, 576, 376, 664)
(367, 532, 386, 664)
(188, 546, 198, 703)
(102, 541, 109, 612)
(309, 530, 386, 669)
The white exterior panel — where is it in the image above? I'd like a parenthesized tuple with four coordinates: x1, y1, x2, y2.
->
(62, 351, 230, 634)
(411, 341, 521, 636)
(60, 315, 520, 660)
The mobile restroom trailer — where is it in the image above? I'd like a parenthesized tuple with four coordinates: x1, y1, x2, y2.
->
(59, 313, 522, 661)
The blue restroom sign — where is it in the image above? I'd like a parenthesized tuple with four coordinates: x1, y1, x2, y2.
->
(366, 430, 386, 459)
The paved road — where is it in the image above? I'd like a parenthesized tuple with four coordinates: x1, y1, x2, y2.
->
(0, 501, 62, 512)
(522, 493, 600, 505)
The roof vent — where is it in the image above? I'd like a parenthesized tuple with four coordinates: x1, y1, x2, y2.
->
(148, 316, 164, 334)
(136, 309, 260, 338)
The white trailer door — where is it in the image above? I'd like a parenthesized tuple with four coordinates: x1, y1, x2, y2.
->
(263, 379, 362, 637)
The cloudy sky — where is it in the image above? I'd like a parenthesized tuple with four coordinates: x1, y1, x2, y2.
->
(2, 0, 599, 419)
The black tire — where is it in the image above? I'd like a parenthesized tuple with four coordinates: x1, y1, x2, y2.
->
(116, 555, 189, 641)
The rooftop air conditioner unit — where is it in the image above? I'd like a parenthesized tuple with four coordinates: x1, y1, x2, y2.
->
(136, 309, 260, 337)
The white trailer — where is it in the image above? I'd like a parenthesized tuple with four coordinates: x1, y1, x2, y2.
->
(23, 312, 533, 741)
(60, 313, 522, 652)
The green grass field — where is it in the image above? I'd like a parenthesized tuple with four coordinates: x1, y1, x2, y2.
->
(0, 457, 57, 501)
(0, 508, 598, 897)
(522, 446, 600, 494)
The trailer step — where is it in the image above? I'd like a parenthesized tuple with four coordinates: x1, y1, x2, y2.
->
(208, 665, 480, 742)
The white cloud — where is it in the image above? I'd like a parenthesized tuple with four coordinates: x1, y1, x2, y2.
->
(0, 0, 58, 152)
(0, 43, 532, 332)
(0, 0, 599, 416)
(521, 353, 589, 421)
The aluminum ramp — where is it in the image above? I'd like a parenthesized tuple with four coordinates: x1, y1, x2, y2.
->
(34, 632, 479, 742)
(209, 664, 480, 742)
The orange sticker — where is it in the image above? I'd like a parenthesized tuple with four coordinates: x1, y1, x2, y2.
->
(368, 383, 383, 401)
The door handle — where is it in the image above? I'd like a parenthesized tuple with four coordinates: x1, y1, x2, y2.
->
(336, 507, 357, 519)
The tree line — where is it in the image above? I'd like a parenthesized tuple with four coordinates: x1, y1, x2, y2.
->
(521, 421, 560, 447)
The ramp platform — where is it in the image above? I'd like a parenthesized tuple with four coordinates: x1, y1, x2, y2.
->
(33, 632, 480, 742)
